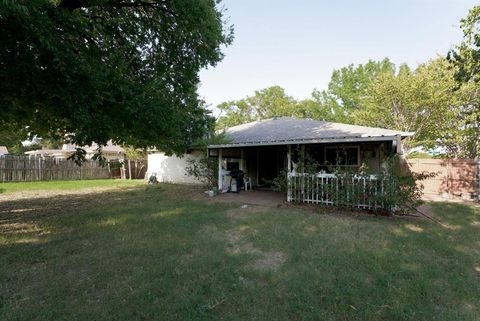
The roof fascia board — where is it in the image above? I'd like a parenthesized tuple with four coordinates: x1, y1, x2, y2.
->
(208, 135, 402, 149)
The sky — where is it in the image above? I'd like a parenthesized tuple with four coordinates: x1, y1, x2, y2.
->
(198, 0, 477, 113)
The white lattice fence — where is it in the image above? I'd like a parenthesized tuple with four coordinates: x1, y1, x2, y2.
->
(287, 172, 392, 210)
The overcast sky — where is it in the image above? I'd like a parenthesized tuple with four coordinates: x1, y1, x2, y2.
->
(198, 0, 477, 113)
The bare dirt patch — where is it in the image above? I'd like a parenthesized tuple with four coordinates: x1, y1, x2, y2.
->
(0, 186, 144, 245)
(224, 204, 287, 271)
(0, 185, 140, 202)
(252, 251, 286, 271)
(226, 204, 268, 219)
(225, 223, 285, 271)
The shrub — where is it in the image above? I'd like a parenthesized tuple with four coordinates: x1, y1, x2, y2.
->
(271, 169, 289, 192)
(185, 155, 218, 188)
(380, 156, 436, 215)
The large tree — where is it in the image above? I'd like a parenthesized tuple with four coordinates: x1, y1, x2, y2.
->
(447, 5, 480, 158)
(0, 0, 233, 159)
(448, 5, 480, 83)
(216, 86, 299, 129)
(312, 58, 396, 123)
(353, 58, 464, 154)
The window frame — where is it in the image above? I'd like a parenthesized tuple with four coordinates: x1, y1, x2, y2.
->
(324, 145, 361, 167)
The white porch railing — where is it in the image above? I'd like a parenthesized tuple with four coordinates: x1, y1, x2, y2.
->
(287, 172, 392, 211)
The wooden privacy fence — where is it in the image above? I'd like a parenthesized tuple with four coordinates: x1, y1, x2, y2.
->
(287, 172, 393, 211)
(402, 158, 479, 200)
(0, 155, 115, 182)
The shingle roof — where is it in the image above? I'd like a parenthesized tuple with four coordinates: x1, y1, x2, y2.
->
(62, 140, 125, 153)
(212, 117, 413, 147)
(25, 141, 125, 156)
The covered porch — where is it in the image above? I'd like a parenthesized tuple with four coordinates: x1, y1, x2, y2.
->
(209, 137, 403, 194)
(207, 117, 412, 207)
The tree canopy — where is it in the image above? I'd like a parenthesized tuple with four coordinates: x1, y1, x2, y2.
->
(0, 0, 233, 158)
(447, 5, 480, 157)
(353, 58, 460, 153)
(216, 86, 300, 129)
(311, 58, 396, 124)
(448, 5, 480, 83)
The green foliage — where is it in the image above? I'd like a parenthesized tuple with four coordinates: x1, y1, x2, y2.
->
(0, 0, 233, 156)
(184, 154, 218, 188)
(269, 169, 288, 192)
(191, 130, 231, 149)
(354, 58, 459, 152)
(0, 126, 45, 155)
(216, 86, 300, 129)
(38, 137, 65, 149)
(123, 147, 147, 160)
(183, 133, 225, 187)
(312, 58, 396, 123)
(448, 6, 480, 83)
(376, 156, 436, 215)
(446, 6, 480, 158)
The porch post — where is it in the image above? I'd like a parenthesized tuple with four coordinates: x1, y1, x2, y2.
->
(395, 134, 403, 158)
(287, 145, 291, 172)
(256, 148, 259, 186)
(300, 144, 305, 199)
(287, 145, 292, 202)
(300, 145, 305, 173)
(218, 148, 223, 191)
(240, 149, 244, 171)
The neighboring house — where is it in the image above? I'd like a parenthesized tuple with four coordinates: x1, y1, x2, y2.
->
(147, 117, 413, 188)
(0, 146, 8, 156)
(25, 141, 125, 160)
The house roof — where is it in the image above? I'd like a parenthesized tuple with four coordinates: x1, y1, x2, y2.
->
(0, 146, 8, 155)
(25, 149, 65, 156)
(25, 141, 125, 156)
(62, 141, 125, 153)
(210, 117, 414, 148)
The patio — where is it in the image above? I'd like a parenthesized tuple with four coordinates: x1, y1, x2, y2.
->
(206, 189, 286, 207)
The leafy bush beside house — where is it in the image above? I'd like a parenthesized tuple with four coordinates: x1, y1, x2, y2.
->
(184, 133, 229, 188)
(185, 155, 218, 188)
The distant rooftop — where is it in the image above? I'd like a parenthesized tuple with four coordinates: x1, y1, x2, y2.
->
(25, 140, 124, 156)
(210, 117, 413, 148)
(61, 141, 125, 153)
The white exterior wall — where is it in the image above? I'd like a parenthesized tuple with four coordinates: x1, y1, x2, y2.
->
(147, 151, 203, 184)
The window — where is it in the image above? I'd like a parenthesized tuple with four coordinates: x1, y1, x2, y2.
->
(325, 146, 359, 166)
(226, 159, 240, 171)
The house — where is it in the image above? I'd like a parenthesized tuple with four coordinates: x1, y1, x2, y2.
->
(147, 117, 413, 190)
(0, 146, 8, 156)
(25, 141, 125, 160)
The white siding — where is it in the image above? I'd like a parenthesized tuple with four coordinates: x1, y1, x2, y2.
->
(147, 151, 203, 184)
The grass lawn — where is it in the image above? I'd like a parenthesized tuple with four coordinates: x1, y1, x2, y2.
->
(0, 179, 144, 194)
(1, 182, 479, 320)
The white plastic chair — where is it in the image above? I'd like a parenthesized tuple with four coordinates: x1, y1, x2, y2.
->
(244, 177, 252, 191)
